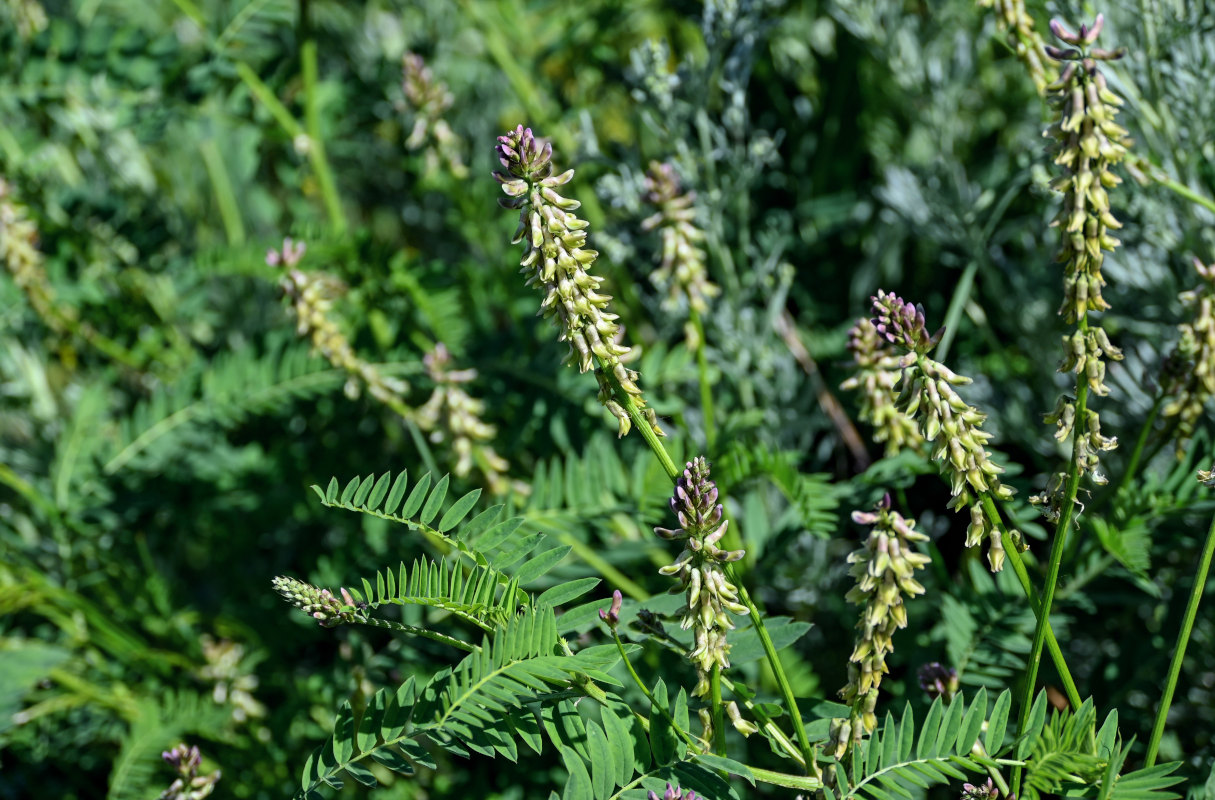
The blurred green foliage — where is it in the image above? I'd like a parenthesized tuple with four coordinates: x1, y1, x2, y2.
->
(1, 0, 1214, 797)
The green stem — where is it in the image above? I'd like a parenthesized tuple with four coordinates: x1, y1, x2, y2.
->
(1145, 509, 1215, 767)
(935, 258, 979, 363)
(598, 354, 815, 772)
(982, 495, 1082, 709)
(689, 306, 716, 453)
(1116, 395, 1165, 499)
(300, 39, 345, 232)
(725, 564, 816, 771)
(1013, 370, 1090, 795)
(609, 630, 700, 751)
(1128, 154, 1215, 215)
(199, 138, 246, 245)
(710, 665, 726, 755)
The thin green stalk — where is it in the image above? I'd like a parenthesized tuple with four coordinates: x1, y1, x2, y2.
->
(688, 306, 716, 453)
(609, 630, 701, 752)
(1013, 371, 1090, 795)
(1145, 510, 1215, 767)
(710, 665, 726, 755)
(199, 138, 246, 245)
(982, 495, 1082, 708)
(1116, 395, 1165, 499)
(300, 39, 345, 232)
(935, 259, 979, 363)
(726, 564, 816, 771)
(597, 354, 815, 772)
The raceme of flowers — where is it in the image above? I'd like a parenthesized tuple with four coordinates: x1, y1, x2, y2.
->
(977, 0, 1055, 95)
(871, 290, 1017, 571)
(1032, 15, 1129, 508)
(828, 494, 929, 757)
(416, 343, 519, 495)
(641, 161, 720, 329)
(840, 316, 924, 456)
(271, 575, 361, 628)
(157, 743, 221, 800)
(655, 459, 747, 699)
(400, 52, 468, 178)
(268, 238, 412, 414)
(494, 125, 664, 438)
(1161, 257, 1215, 456)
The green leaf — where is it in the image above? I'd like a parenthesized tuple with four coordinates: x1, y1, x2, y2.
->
(695, 754, 755, 785)
(586, 723, 614, 799)
(1016, 690, 1049, 760)
(352, 474, 376, 508)
(560, 747, 593, 800)
(538, 577, 601, 608)
(649, 680, 677, 765)
(729, 617, 812, 664)
(477, 516, 525, 551)
(956, 687, 987, 756)
(343, 761, 377, 788)
(917, 698, 943, 759)
(439, 489, 482, 532)
(340, 476, 361, 505)
(385, 470, 410, 515)
(401, 472, 433, 519)
(419, 474, 450, 525)
(514, 546, 571, 584)
(366, 472, 392, 510)
(324, 477, 340, 502)
(986, 690, 1012, 755)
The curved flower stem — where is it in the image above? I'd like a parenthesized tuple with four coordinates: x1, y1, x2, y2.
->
(710, 665, 726, 755)
(1145, 510, 1215, 767)
(598, 355, 815, 771)
(725, 564, 816, 771)
(689, 306, 717, 454)
(1013, 372, 1091, 795)
(981, 495, 1082, 708)
(609, 630, 701, 752)
(1115, 395, 1165, 500)
(935, 259, 979, 363)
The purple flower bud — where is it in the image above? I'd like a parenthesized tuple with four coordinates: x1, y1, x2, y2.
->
(599, 590, 623, 628)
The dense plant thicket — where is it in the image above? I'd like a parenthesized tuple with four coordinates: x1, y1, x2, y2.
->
(2, 1, 1214, 799)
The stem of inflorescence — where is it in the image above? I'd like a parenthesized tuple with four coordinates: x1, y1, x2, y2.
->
(1012, 316, 1092, 794)
(689, 306, 717, 454)
(597, 355, 816, 772)
(1145, 509, 1215, 767)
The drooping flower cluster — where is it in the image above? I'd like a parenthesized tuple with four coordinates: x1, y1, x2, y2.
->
(829, 494, 930, 755)
(655, 458, 747, 697)
(416, 343, 518, 495)
(269, 238, 412, 414)
(976, 0, 1055, 94)
(157, 744, 221, 800)
(400, 52, 467, 178)
(640, 161, 719, 342)
(1161, 258, 1215, 456)
(840, 317, 924, 456)
(961, 778, 1006, 800)
(494, 126, 663, 438)
(1032, 16, 1129, 508)
(271, 575, 362, 628)
(1, 178, 67, 335)
(199, 636, 266, 725)
(871, 290, 1017, 571)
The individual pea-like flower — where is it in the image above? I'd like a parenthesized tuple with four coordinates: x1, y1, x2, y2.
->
(494, 126, 664, 438)
(272, 576, 363, 628)
(640, 161, 719, 330)
(400, 52, 467, 178)
(416, 343, 522, 495)
(918, 662, 959, 702)
(1198, 466, 1214, 488)
(655, 458, 747, 702)
(648, 784, 697, 800)
(839, 494, 930, 734)
(269, 238, 412, 414)
(158, 744, 221, 800)
(598, 589, 623, 629)
(870, 291, 1017, 571)
(1161, 258, 1215, 456)
(840, 317, 924, 456)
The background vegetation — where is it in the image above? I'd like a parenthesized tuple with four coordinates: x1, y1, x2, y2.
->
(1, 0, 1213, 797)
